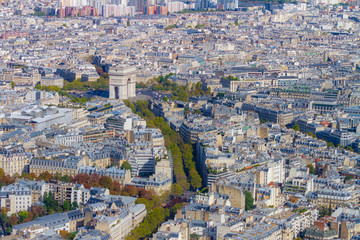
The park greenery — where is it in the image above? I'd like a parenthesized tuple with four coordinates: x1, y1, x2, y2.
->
(63, 77, 108, 91)
(32, 11, 45, 16)
(164, 24, 177, 30)
(123, 99, 202, 190)
(223, 75, 239, 81)
(34, 59, 109, 104)
(35, 84, 91, 104)
(140, 74, 211, 102)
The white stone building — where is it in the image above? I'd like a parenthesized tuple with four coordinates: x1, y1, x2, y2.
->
(109, 65, 136, 100)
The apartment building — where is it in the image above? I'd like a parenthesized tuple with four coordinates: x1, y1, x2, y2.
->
(0, 183, 32, 214)
(0, 144, 29, 176)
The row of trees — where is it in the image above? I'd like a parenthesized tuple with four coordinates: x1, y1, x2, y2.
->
(124, 100, 202, 190)
(1, 196, 76, 237)
(126, 184, 185, 240)
(62, 77, 108, 91)
(34, 60, 109, 103)
(1, 206, 45, 235)
(0, 167, 148, 198)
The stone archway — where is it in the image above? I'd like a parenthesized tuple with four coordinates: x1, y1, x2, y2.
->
(115, 87, 119, 99)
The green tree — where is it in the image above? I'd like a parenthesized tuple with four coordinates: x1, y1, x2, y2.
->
(127, 206, 170, 239)
(307, 164, 316, 175)
(345, 175, 354, 181)
(67, 232, 76, 240)
(1, 207, 8, 223)
(18, 211, 28, 223)
(60, 175, 70, 183)
(346, 146, 354, 152)
(128, 100, 203, 191)
(135, 198, 154, 211)
(190, 171, 202, 190)
(171, 183, 183, 197)
(244, 191, 254, 211)
(292, 124, 300, 131)
(327, 142, 335, 148)
(43, 191, 59, 213)
(72, 201, 78, 209)
(170, 203, 182, 218)
(121, 161, 132, 171)
(194, 109, 202, 115)
(190, 233, 199, 240)
(63, 201, 71, 211)
(308, 132, 316, 138)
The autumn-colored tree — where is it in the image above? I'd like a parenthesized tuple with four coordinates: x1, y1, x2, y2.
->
(139, 188, 153, 200)
(95, 66, 104, 75)
(88, 174, 100, 187)
(289, 196, 298, 203)
(12, 173, 20, 178)
(30, 205, 46, 218)
(99, 176, 113, 190)
(26, 211, 34, 222)
(1, 207, 8, 215)
(113, 180, 121, 194)
(37, 171, 53, 182)
(21, 172, 36, 180)
(1, 175, 15, 186)
(0, 168, 5, 179)
(122, 185, 138, 196)
(73, 173, 90, 185)
(60, 230, 69, 239)
(9, 214, 18, 226)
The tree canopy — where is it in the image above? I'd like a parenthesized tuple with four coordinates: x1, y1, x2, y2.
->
(245, 191, 254, 211)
